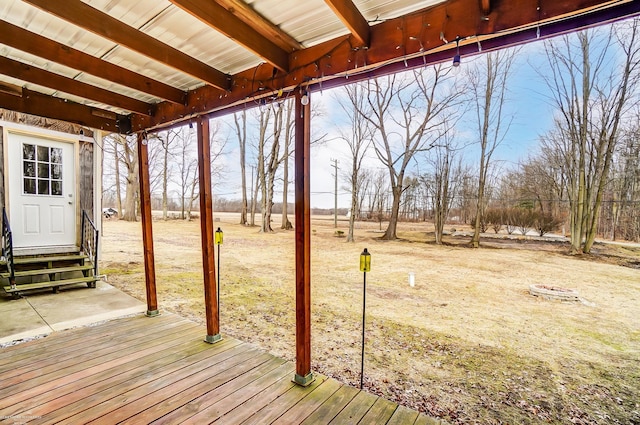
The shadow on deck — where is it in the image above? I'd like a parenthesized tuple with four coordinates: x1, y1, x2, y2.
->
(0, 313, 440, 424)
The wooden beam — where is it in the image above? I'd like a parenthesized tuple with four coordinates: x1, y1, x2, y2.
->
(0, 88, 123, 131)
(169, 0, 290, 72)
(137, 133, 159, 317)
(196, 116, 221, 343)
(0, 56, 152, 116)
(132, 0, 640, 132)
(22, 0, 231, 90)
(324, 0, 370, 47)
(0, 21, 186, 105)
(214, 0, 303, 52)
(481, 0, 491, 16)
(293, 89, 313, 386)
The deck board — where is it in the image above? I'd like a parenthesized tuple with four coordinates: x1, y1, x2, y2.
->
(0, 313, 434, 424)
(143, 360, 293, 424)
(387, 405, 420, 424)
(0, 322, 201, 402)
(271, 379, 342, 425)
(0, 313, 171, 364)
(299, 385, 360, 424)
(356, 397, 399, 424)
(0, 332, 218, 420)
(0, 316, 191, 383)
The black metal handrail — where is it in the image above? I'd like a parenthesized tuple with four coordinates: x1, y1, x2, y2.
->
(2, 208, 15, 289)
(81, 210, 99, 277)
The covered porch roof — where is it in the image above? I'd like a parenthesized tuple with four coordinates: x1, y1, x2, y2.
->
(0, 0, 638, 133)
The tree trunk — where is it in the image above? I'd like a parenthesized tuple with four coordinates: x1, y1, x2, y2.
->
(123, 173, 138, 221)
(281, 152, 293, 230)
(281, 105, 293, 230)
(162, 141, 168, 220)
(383, 183, 402, 240)
(114, 142, 122, 218)
(235, 111, 248, 225)
(250, 167, 258, 227)
(347, 160, 358, 242)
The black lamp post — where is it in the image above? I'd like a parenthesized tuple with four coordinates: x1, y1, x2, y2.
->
(215, 227, 223, 324)
(359, 248, 371, 390)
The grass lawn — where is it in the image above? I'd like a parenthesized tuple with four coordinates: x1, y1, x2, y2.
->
(100, 213, 640, 424)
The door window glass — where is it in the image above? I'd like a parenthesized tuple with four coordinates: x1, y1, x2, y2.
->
(22, 143, 63, 196)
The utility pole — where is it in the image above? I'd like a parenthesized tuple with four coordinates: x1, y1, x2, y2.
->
(331, 159, 339, 228)
(250, 165, 255, 226)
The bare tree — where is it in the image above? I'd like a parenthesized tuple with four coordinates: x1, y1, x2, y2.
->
(101, 136, 124, 217)
(170, 122, 225, 220)
(367, 169, 389, 230)
(107, 134, 139, 222)
(280, 99, 295, 230)
(610, 116, 640, 240)
(155, 129, 181, 220)
(357, 169, 372, 220)
(233, 110, 249, 225)
(425, 130, 464, 244)
(335, 83, 373, 242)
(468, 49, 518, 248)
(539, 20, 640, 253)
(250, 163, 259, 227)
(358, 67, 464, 240)
(256, 105, 275, 232)
(174, 126, 198, 220)
(254, 99, 298, 233)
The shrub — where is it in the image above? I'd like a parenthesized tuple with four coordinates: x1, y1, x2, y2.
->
(534, 212, 562, 236)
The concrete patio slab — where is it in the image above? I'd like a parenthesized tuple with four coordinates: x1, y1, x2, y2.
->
(0, 281, 146, 345)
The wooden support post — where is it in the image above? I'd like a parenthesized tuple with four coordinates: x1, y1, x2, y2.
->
(137, 133, 159, 317)
(197, 117, 221, 343)
(293, 89, 314, 386)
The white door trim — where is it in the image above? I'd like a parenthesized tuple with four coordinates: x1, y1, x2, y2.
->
(3, 127, 81, 251)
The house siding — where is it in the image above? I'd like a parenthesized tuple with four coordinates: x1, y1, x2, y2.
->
(80, 141, 94, 220)
(0, 128, 4, 210)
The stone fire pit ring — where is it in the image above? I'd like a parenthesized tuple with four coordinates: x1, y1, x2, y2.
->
(529, 284, 580, 301)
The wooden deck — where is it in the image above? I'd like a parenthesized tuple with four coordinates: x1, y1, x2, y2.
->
(0, 314, 439, 424)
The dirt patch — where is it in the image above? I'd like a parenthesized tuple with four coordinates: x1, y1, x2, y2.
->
(101, 215, 640, 424)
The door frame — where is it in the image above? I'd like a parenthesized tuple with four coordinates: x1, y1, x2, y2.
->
(3, 124, 81, 252)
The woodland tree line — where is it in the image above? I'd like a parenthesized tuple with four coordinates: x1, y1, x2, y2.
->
(103, 19, 640, 254)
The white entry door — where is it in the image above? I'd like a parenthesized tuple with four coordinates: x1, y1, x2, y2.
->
(7, 133, 76, 249)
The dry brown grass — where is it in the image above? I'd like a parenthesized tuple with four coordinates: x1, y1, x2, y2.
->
(101, 214, 640, 424)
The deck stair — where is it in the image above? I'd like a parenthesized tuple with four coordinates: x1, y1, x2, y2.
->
(1, 209, 99, 298)
(1, 253, 98, 296)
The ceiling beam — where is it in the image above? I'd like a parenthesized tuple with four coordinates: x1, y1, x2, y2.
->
(214, 0, 303, 52)
(481, 0, 491, 16)
(0, 56, 153, 116)
(0, 20, 186, 105)
(22, 0, 231, 90)
(324, 0, 370, 47)
(0, 88, 124, 131)
(169, 0, 290, 71)
(132, 0, 640, 133)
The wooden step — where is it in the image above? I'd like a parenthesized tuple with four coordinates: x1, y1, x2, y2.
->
(3, 276, 99, 293)
(13, 254, 87, 265)
(0, 264, 93, 279)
